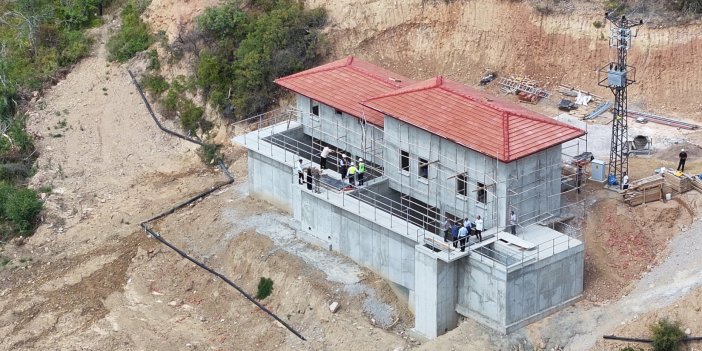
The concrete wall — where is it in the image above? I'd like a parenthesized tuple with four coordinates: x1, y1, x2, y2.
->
(383, 115, 563, 229)
(454, 244, 584, 333)
(504, 246, 584, 329)
(455, 255, 508, 331)
(383, 116, 501, 228)
(247, 150, 294, 213)
(500, 145, 563, 225)
(413, 246, 459, 339)
(296, 94, 385, 165)
(296, 189, 416, 290)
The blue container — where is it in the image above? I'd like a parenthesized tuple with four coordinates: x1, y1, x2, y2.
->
(608, 174, 619, 186)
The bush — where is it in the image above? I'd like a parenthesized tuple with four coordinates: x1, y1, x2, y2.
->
(256, 277, 274, 300)
(107, 1, 153, 62)
(199, 143, 222, 164)
(141, 73, 169, 96)
(650, 318, 685, 351)
(0, 182, 42, 235)
(146, 49, 160, 70)
(593, 20, 604, 28)
(620, 347, 643, 351)
(178, 98, 204, 135)
(193, 0, 327, 119)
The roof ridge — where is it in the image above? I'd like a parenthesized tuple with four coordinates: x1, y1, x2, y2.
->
(364, 76, 442, 102)
(346, 62, 406, 89)
(275, 56, 354, 82)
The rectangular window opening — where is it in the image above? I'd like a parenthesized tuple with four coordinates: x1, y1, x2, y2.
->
(477, 182, 487, 204)
(400, 150, 410, 172)
(419, 158, 429, 179)
(457, 173, 467, 196)
(334, 108, 342, 116)
(311, 100, 320, 116)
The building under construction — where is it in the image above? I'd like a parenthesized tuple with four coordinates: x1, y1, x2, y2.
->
(233, 56, 589, 338)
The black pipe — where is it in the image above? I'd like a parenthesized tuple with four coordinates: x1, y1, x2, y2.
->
(128, 69, 305, 340)
(141, 225, 306, 341)
(603, 335, 702, 343)
(127, 69, 204, 146)
(140, 181, 232, 224)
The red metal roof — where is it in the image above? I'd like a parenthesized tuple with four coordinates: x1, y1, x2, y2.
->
(362, 76, 586, 162)
(274, 56, 416, 127)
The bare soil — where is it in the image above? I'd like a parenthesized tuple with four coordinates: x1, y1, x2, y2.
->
(3, 1, 702, 350)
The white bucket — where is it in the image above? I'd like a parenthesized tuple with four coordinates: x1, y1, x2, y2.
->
(665, 193, 672, 200)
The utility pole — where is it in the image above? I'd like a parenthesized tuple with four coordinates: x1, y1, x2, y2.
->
(597, 13, 643, 186)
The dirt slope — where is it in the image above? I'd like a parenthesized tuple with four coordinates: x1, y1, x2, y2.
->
(0, 19, 413, 351)
(309, 0, 702, 121)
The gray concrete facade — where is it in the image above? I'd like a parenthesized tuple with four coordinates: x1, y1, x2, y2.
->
(296, 95, 385, 166)
(233, 111, 584, 340)
(383, 115, 562, 229)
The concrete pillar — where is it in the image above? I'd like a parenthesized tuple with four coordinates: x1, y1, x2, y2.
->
(412, 245, 459, 339)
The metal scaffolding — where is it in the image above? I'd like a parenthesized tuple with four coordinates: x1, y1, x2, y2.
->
(232, 106, 588, 265)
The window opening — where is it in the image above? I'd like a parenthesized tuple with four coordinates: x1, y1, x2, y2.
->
(419, 158, 429, 179)
(457, 173, 467, 196)
(477, 182, 487, 204)
(311, 100, 320, 116)
(400, 150, 410, 172)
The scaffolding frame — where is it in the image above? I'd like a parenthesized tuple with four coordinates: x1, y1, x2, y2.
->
(232, 106, 588, 265)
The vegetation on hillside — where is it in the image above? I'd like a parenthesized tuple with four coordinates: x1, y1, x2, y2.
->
(146, 0, 326, 125)
(106, 0, 152, 62)
(0, 0, 109, 240)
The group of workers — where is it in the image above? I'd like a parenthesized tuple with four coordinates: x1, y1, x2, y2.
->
(296, 145, 368, 192)
(441, 216, 484, 252)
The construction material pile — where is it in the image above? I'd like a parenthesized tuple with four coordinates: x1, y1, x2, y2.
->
(663, 169, 693, 194)
(622, 174, 664, 206)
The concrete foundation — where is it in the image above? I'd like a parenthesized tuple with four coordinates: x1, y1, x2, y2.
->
(233, 118, 585, 339)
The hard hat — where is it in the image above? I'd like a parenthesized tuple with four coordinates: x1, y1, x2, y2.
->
(682, 148, 686, 152)
(358, 158, 363, 162)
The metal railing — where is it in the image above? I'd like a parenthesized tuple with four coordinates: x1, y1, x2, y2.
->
(233, 108, 586, 267)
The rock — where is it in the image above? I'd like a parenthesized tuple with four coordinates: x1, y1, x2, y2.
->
(329, 301, 340, 313)
(685, 328, 691, 335)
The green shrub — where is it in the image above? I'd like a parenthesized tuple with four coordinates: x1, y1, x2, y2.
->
(107, 1, 153, 62)
(0, 256, 9, 267)
(256, 277, 274, 300)
(178, 98, 204, 134)
(193, 0, 327, 120)
(593, 20, 604, 28)
(620, 347, 643, 351)
(141, 73, 169, 96)
(650, 318, 685, 351)
(146, 49, 160, 70)
(3, 187, 42, 234)
(199, 143, 222, 164)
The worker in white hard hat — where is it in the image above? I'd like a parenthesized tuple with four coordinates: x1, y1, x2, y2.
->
(357, 158, 366, 186)
(678, 148, 688, 172)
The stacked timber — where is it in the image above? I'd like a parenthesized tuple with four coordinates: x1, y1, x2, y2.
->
(622, 174, 663, 206)
(663, 170, 693, 194)
(692, 177, 702, 193)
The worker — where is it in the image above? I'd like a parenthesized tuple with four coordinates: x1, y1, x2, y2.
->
(320, 146, 333, 171)
(338, 154, 348, 180)
(296, 159, 304, 185)
(621, 172, 629, 190)
(450, 221, 459, 248)
(312, 167, 321, 193)
(576, 166, 582, 194)
(347, 161, 357, 186)
(510, 210, 517, 235)
(458, 224, 468, 252)
(441, 218, 451, 242)
(357, 158, 366, 186)
(474, 215, 483, 242)
(306, 167, 313, 191)
(678, 148, 688, 172)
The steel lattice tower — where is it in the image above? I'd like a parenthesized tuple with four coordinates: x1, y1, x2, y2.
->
(597, 13, 643, 185)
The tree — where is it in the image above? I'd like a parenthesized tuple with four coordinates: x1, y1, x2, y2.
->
(0, 0, 52, 58)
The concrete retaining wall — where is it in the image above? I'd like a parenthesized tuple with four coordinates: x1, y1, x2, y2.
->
(297, 189, 416, 290)
(247, 150, 294, 213)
